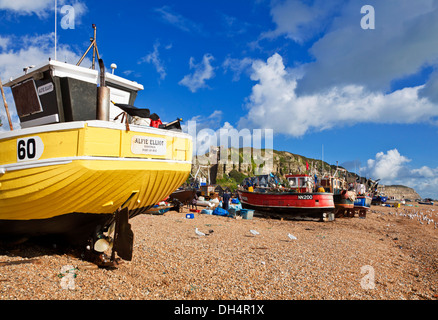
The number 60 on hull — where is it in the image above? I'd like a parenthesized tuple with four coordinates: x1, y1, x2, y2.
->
(17, 136, 44, 162)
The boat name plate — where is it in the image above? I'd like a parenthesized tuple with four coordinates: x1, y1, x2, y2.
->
(298, 195, 313, 200)
(131, 136, 167, 155)
(37, 82, 54, 96)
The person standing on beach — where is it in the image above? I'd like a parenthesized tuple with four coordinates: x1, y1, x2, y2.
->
(222, 191, 231, 211)
(191, 193, 198, 210)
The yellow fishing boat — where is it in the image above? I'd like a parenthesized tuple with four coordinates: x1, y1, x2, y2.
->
(0, 27, 192, 266)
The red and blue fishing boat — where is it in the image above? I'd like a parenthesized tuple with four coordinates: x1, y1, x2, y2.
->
(238, 174, 335, 221)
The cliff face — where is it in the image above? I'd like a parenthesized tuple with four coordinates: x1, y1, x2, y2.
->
(377, 185, 421, 200)
(191, 147, 352, 183)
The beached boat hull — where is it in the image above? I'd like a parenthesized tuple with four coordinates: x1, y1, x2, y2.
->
(168, 188, 196, 206)
(385, 199, 405, 205)
(350, 195, 372, 218)
(237, 190, 335, 221)
(0, 121, 192, 245)
(372, 195, 388, 205)
(354, 196, 372, 209)
(333, 194, 354, 217)
(418, 201, 434, 206)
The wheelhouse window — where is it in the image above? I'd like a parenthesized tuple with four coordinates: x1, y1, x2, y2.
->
(11, 79, 43, 117)
(288, 178, 297, 187)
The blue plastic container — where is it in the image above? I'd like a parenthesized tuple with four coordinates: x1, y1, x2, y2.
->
(186, 213, 194, 219)
(228, 208, 236, 217)
(241, 209, 254, 220)
(201, 209, 213, 215)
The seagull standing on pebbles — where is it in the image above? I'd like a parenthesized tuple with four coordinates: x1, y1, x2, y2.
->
(195, 228, 206, 236)
(250, 229, 260, 236)
(288, 233, 297, 240)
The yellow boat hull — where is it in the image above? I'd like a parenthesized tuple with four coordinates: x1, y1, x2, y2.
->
(0, 121, 192, 243)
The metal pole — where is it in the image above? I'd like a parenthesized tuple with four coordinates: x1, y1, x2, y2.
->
(76, 40, 94, 66)
(92, 24, 96, 70)
(0, 77, 13, 131)
(76, 24, 100, 67)
(54, 0, 57, 61)
(96, 59, 110, 121)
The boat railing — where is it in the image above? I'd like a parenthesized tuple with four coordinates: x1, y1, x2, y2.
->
(247, 186, 315, 194)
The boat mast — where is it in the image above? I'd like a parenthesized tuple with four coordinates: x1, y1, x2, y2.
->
(77, 24, 100, 69)
(321, 144, 324, 174)
(92, 24, 97, 69)
(54, 0, 57, 61)
(55, 0, 58, 61)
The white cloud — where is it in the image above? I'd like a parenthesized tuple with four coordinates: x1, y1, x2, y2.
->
(154, 6, 204, 35)
(361, 149, 411, 181)
(259, 0, 438, 103)
(181, 110, 222, 156)
(0, 0, 53, 16)
(0, 33, 91, 80)
(411, 166, 436, 178)
(182, 111, 272, 173)
(287, 0, 438, 95)
(238, 53, 438, 137)
(361, 149, 438, 199)
(0, 36, 10, 51)
(220, 13, 251, 37)
(0, 0, 87, 19)
(182, 111, 246, 154)
(181, 110, 223, 133)
(69, 1, 87, 25)
(179, 54, 215, 93)
(419, 68, 438, 104)
(140, 42, 167, 81)
(263, 0, 342, 43)
(222, 57, 253, 81)
(254, 0, 438, 117)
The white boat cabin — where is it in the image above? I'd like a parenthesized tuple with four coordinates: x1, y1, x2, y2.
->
(285, 174, 314, 193)
(320, 176, 348, 194)
(4, 60, 144, 128)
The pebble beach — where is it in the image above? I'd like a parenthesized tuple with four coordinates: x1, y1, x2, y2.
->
(0, 204, 437, 301)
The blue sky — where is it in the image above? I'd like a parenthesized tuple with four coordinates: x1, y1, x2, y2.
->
(0, 0, 437, 199)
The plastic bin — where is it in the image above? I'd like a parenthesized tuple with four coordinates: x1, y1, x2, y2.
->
(228, 208, 236, 218)
(241, 209, 254, 220)
(201, 209, 213, 215)
(186, 213, 194, 219)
